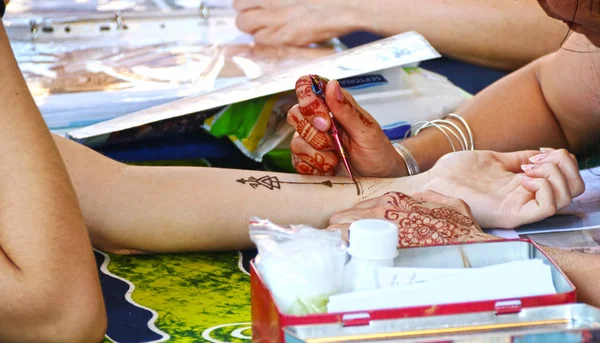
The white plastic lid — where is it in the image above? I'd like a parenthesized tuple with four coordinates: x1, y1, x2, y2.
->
(347, 219, 398, 260)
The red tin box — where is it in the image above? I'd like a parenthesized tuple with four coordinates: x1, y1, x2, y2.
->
(251, 239, 576, 343)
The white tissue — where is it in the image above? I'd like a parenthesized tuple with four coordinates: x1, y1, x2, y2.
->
(250, 219, 347, 314)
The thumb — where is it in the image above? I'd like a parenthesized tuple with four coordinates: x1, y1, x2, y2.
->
(325, 80, 380, 136)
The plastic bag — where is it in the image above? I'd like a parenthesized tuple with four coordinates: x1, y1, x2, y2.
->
(249, 218, 347, 315)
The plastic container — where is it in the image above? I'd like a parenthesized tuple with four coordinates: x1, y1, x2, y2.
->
(343, 219, 399, 292)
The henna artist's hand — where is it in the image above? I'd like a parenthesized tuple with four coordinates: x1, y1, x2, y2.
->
(423, 148, 585, 229)
(288, 75, 405, 177)
(233, 0, 363, 46)
(328, 191, 497, 247)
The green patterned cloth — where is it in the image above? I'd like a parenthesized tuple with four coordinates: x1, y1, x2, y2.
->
(100, 251, 252, 343)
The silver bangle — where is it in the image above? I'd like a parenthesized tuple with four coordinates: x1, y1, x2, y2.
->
(393, 143, 420, 176)
(447, 113, 475, 150)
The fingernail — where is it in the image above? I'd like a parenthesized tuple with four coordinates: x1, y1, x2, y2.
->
(539, 147, 555, 153)
(529, 153, 548, 163)
(312, 116, 329, 131)
(333, 81, 346, 103)
(521, 164, 537, 171)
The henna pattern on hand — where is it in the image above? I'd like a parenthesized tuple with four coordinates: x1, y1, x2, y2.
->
(300, 99, 325, 119)
(296, 152, 334, 173)
(358, 112, 375, 128)
(296, 86, 314, 101)
(293, 155, 315, 175)
(382, 192, 482, 247)
(412, 205, 475, 226)
(295, 79, 313, 89)
(290, 113, 331, 150)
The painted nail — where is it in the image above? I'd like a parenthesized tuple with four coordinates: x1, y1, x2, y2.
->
(333, 81, 346, 103)
(312, 116, 329, 131)
(539, 147, 556, 153)
(529, 153, 548, 163)
(521, 164, 537, 171)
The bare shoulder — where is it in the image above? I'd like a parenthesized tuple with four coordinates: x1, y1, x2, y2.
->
(538, 33, 600, 151)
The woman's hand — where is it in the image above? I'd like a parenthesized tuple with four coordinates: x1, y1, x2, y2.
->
(233, 0, 364, 46)
(288, 76, 405, 177)
(328, 191, 497, 247)
(423, 148, 585, 229)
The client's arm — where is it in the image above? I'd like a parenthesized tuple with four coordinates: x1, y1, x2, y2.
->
(54, 135, 424, 254)
(55, 135, 577, 253)
(0, 22, 105, 343)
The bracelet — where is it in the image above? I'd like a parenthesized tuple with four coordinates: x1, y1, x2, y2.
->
(448, 113, 475, 150)
(393, 143, 420, 176)
(411, 113, 475, 152)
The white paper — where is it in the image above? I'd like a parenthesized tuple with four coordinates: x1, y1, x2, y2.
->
(67, 31, 441, 141)
(516, 167, 600, 235)
(328, 259, 556, 313)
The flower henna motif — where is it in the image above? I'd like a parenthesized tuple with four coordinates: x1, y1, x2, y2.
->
(383, 192, 480, 247)
(292, 155, 314, 175)
(412, 205, 474, 226)
(398, 213, 448, 247)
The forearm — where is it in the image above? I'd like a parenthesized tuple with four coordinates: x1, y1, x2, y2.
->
(0, 23, 104, 341)
(543, 247, 600, 307)
(401, 57, 570, 173)
(359, 0, 566, 70)
(55, 136, 425, 253)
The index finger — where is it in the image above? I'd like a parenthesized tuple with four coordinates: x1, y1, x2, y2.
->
(494, 150, 545, 173)
(295, 76, 332, 132)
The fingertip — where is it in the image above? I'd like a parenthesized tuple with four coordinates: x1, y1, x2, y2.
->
(521, 164, 537, 172)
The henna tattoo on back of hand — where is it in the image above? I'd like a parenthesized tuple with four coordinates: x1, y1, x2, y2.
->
(382, 192, 479, 247)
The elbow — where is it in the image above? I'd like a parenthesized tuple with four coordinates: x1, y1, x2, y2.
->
(46, 282, 107, 343)
(1, 282, 107, 343)
(51, 305, 107, 343)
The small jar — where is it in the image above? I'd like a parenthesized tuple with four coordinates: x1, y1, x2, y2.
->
(343, 219, 398, 292)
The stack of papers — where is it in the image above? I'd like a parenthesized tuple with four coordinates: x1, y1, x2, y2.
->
(327, 259, 556, 313)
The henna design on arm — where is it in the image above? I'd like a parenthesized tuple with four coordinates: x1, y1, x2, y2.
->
(236, 175, 359, 191)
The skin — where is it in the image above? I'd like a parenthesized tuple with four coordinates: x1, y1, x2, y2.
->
(330, 191, 600, 308)
(289, 32, 600, 178)
(233, 0, 568, 70)
(53, 134, 581, 253)
(0, 20, 106, 343)
(295, 0, 600, 308)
